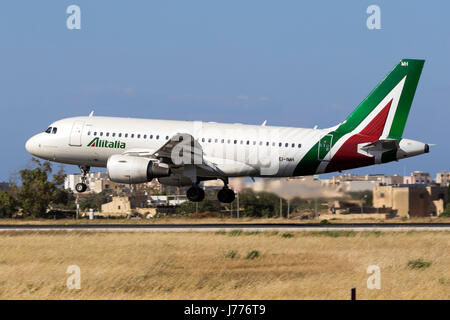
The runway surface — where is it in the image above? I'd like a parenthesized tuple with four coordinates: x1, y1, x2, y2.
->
(0, 223, 449, 232)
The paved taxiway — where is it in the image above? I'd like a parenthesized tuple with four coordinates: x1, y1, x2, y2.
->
(0, 223, 449, 232)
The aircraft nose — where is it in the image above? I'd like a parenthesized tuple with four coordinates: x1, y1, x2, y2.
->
(25, 135, 40, 156)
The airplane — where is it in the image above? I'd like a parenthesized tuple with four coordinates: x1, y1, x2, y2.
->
(25, 59, 429, 203)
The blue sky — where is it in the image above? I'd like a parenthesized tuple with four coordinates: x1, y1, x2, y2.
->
(0, 1, 449, 180)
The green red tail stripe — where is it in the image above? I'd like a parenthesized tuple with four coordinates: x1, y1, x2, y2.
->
(293, 59, 425, 176)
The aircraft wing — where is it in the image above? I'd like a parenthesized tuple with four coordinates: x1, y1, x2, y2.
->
(122, 133, 225, 176)
(122, 149, 157, 157)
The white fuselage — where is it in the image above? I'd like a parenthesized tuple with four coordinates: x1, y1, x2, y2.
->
(25, 116, 330, 178)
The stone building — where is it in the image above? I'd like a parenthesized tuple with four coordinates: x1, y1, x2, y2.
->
(403, 171, 432, 185)
(101, 195, 156, 217)
(321, 174, 404, 192)
(64, 172, 163, 195)
(435, 170, 450, 186)
(373, 185, 447, 217)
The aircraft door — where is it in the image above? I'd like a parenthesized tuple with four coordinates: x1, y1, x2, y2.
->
(69, 120, 85, 146)
(318, 134, 333, 161)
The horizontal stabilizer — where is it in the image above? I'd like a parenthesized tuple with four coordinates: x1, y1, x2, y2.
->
(360, 139, 399, 153)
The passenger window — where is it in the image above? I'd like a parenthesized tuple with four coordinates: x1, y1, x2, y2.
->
(52, 127, 57, 134)
(221, 139, 224, 143)
(131, 134, 134, 138)
(240, 140, 243, 144)
(150, 135, 153, 139)
(45, 127, 52, 134)
(298, 144, 301, 148)
(246, 140, 249, 145)
(291, 143, 295, 148)
(156, 135, 159, 140)
(266, 142, 269, 146)
(112, 133, 116, 137)
(118, 133, 122, 137)
(215, 139, 218, 143)
(143, 135, 147, 139)
(87, 131, 91, 136)
(279, 142, 282, 147)
(285, 143, 288, 147)
(253, 141, 256, 145)
(272, 142, 275, 147)
(234, 140, 237, 144)
(166, 136, 169, 140)
(208, 138, 212, 143)
(125, 133, 128, 138)
(106, 132, 109, 137)
(100, 132, 103, 136)
(202, 138, 205, 142)
(94, 132, 97, 136)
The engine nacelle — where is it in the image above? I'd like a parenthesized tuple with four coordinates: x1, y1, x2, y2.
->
(107, 154, 170, 184)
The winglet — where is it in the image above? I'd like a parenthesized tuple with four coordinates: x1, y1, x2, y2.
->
(89, 111, 94, 117)
(261, 120, 267, 126)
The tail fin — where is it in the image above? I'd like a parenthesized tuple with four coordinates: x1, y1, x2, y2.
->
(337, 59, 424, 140)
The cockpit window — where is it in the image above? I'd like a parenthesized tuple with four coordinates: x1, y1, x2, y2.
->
(45, 127, 52, 134)
(52, 127, 57, 134)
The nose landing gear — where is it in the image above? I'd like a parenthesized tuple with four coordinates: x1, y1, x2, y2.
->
(75, 165, 90, 193)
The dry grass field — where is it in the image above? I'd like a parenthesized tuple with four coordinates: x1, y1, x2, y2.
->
(0, 230, 448, 299)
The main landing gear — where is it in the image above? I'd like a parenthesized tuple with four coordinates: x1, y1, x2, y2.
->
(186, 185, 205, 202)
(217, 178, 235, 203)
(75, 165, 90, 193)
(186, 178, 235, 203)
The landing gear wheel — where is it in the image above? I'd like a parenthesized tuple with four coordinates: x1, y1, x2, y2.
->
(186, 186, 205, 202)
(77, 165, 90, 193)
(75, 183, 87, 193)
(217, 188, 235, 203)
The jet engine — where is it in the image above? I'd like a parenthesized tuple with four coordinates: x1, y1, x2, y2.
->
(107, 154, 170, 184)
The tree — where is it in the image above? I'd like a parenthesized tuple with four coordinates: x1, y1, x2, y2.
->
(0, 190, 17, 217)
(440, 186, 450, 217)
(176, 196, 219, 215)
(17, 158, 70, 217)
(348, 191, 373, 206)
(447, 184, 450, 205)
(238, 189, 284, 217)
(78, 192, 110, 211)
(440, 203, 450, 217)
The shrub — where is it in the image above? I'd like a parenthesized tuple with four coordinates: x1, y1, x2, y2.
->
(407, 259, 432, 270)
(229, 230, 243, 237)
(439, 203, 450, 217)
(189, 211, 219, 219)
(310, 231, 356, 238)
(225, 250, 239, 259)
(281, 232, 294, 238)
(0, 190, 17, 218)
(246, 250, 260, 260)
(244, 231, 260, 235)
